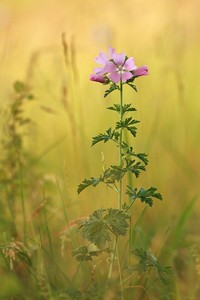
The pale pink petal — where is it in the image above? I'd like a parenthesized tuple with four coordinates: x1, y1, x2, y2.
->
(112, 52, 125, 66)
(94, 67, 105, 75)
(124, 57, 136, 71)
(108, 47, 116, 59)
(109, 72, 120, 83)
(94, 51, 109, 65)
(103, 61, 117, 73)
(134, 65, 148, 77)
(121, 71, 134, 82)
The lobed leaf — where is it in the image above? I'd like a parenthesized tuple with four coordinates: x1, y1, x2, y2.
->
(126, 186, 162, 207)
(92, 128, 114, 146)
(126, 82, 137, 92)
(126, 159, 146, 178)
(130, 248, 172, 283)
(81, 208, 129, 249)
(116, 117, 140, 137)
(107, 103, 136, 116)
(104, 83, 119, 98)
(81, 209, 111, 249)
(72, 245, 101, 261)
(77, 177, 101, 194)
(105, 208, 129, 236)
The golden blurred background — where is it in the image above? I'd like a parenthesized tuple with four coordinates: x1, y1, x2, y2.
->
(0, 0, 199, 250)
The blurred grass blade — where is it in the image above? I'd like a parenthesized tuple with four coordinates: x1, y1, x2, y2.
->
(172, 194, 198, 249)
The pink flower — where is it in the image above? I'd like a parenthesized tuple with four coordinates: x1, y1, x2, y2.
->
(93, 47, 115, 76)
(104, 52, 137, 83)
(133, 65, 148, 77)
(90, 47, 148, 84)
(90, 73, 108, 83)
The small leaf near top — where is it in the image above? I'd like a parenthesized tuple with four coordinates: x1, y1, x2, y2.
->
(126, 82, 137, 92)
(92, 128, 114, 146)
(77, 177, 101, 194)
(104, 83, 119, 98)
(126, 186, 163, 207)
(107, 103, 137, 116)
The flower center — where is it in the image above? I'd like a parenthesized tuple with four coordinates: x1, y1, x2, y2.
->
(117, 66, 126, 74)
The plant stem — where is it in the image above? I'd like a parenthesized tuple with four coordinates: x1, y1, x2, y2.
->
(116, 242, 124, 300)
(18, 151, 26, 243)
(108, 237, 117, 279)
(119, 79, 123, 210)
(108, 81, 124, 282)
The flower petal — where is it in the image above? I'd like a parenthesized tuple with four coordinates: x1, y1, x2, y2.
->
(94, 67, 105, 75)
(94, 51, 109, 65)
(109, 72, 120, 83)
(121, 71, 134, 82)
(124, 57, 136, 71)
(112, 52, 125, 66)
(103, 61, 117, 73)
(108, 47, 116, 59)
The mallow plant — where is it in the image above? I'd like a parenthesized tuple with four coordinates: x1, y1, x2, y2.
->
(70, 47, 171, 299)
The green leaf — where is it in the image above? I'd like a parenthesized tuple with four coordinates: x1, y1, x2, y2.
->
(81, 209, 111, 249)
(126, 186, 137, 201)
(134, 153, 149, 165)
(116, 117, 140, 137)
(92, 128, 114, 146)
(81, 208, 129, 249)
(130, 248, 172, 283)
(107, 104, 121, 113)
(121, 143, 149, 166)
(103, 164, 129, 184)
(77, 177, 101, 194)
(104, 83, 119, 98)
(127, 82, 137, 92)
(137, 187, 163, 204)
(77, 164, 127, 194)
(107, 103, 136, 116)
(126, 159, 146, 178)
(126, 186, 162, 207)
(105, 208, 129, 236)
(72, 246, 101, 261)
(72, 246, 92, 261)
